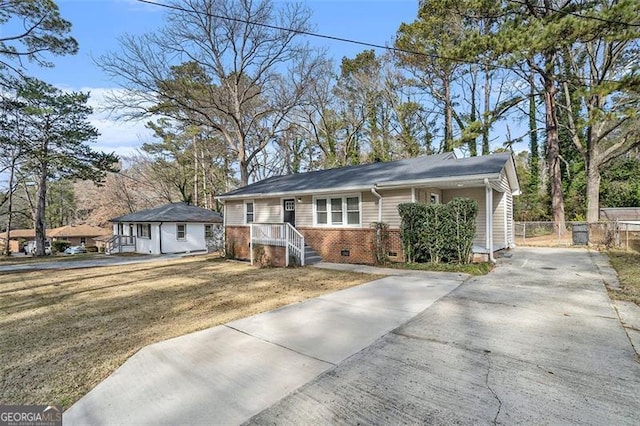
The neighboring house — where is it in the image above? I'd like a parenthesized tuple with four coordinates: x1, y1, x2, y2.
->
(0, 229, 38, 253)
(108, 202, 224, 255)
(1, 225, 109, 253)
(216, 152, 520, 265)
(49, 224, 111, 248)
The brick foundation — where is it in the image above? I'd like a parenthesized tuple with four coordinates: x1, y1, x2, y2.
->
(225, 226, 287, 267)
(226, 226, 250, 260)
(298, 227, 404, 265)
(226, 225, 404, 266)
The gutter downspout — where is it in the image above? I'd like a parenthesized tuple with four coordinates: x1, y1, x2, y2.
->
(484, 178, 496, 263)
(159, 222, 164, 254)
(371, 187, 382, 222)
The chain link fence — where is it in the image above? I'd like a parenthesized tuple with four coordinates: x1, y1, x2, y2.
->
(515, 221, 640, 252)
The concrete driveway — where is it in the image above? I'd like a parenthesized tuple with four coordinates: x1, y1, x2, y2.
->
(0, 253, 186, 273)
(64, 268, 466, 425)
(248, 247, 640, 425)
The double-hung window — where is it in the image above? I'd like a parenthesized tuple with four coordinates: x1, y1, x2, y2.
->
(137, 224, 151, 239)
(176, 223, 187, 240)
(245, 201, 254, 224)
(315, 195, 360, 226)
(204, 224, 214, 238)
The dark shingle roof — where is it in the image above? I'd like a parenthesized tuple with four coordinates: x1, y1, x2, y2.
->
(110, 203, 223, 223)
(218, 152, 513, 199)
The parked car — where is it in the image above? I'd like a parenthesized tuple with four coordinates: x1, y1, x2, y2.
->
(64, 245, 87, 255)
(26, 241, 52, 255)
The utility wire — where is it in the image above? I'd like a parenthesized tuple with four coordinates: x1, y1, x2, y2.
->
(135, 0, 636, 86)
(135, 0, 509, 71)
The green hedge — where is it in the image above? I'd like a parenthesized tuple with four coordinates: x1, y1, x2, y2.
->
(51, 240, 71, 253)
(398, 198, 478, 264)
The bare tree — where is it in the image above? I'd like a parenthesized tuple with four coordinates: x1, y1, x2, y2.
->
(99, 0, 326, 186)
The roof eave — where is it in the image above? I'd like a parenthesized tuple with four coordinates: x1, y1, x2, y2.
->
(375, 173, 503, 189)
(216, 173, 505, 200)
(216, 185, 375, 201)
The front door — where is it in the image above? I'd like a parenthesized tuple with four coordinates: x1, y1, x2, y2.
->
(283, 199, 296, 227)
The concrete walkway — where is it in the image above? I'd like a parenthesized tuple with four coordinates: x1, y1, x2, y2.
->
(248, 248, 640, 425)
(64, 268, 466, 425)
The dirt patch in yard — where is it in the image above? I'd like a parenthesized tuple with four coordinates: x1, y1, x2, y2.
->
(0, 256, 377, 409)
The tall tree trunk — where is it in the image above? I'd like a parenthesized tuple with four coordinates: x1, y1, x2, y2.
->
(193, 137, 199, 206)
(443, 77, 453, 152)
(585, 160, 601, 223)
(239, 154, 249, 187)
(3, 152, 17, 256)
(469, 66, 478, 156)
(543, 73, 566, 235)
(482, 63, 490, 155)
(529, 68, 539, 192)
(34, 161, 48, 256)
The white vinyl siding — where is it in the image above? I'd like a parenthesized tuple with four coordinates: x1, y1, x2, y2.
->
(225, 201, 245, 226)
(255, 198, 281, 223)
(442, 187, 486, 250)
(489, 172, 512, 250)
(492, 190, 506, 250)
(381, 189, 412, 228)
(296, 196, 313, 227)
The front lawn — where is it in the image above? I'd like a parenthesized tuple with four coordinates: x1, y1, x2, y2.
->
(0, 256, 376, 409)
(606, 250, 640, 305)
(386, 261, 493, 276)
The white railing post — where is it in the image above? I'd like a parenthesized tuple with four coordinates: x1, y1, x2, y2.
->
(284, 224, 289, 267)
(250, 223, 254, 266)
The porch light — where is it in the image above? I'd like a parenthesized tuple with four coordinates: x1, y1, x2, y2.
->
(297, 197, 302, 203)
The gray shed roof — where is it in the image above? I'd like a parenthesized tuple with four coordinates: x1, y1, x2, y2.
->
(218, 152, 517, 199)
(110, 203, 223, 223)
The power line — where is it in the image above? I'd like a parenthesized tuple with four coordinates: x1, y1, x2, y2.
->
(135, 0, 635, 86)
(135, 0, 507, 71)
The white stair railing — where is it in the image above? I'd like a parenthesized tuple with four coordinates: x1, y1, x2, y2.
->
(285, 222, 305, 267)
(105, 235, 136, 254)
(250, 223, 304, 266)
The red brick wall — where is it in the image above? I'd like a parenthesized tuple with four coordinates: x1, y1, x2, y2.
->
(298, 227, 404, 265)
(226, 226, 250, 260)
(255, 245, 286, 267)
(225, 226, 286, 267)
(226, 225, 405, 265)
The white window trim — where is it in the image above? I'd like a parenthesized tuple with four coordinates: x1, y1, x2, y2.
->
(137, 223, 151, 239)
(430, 192, 440, 204)
(176, 223, 187, 241)
(279, 197, 297, 222)
(312, 194, 362, 227)
(244, 200, 255, 225)
(204, 224, 214, 239)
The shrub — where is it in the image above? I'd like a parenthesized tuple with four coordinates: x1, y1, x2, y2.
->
(398, 197, 478, 264)
(52, 240, 71, 253)
(370, 221, 390, 265)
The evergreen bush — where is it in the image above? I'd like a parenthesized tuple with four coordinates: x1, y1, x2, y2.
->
(398, 197, 478, 264)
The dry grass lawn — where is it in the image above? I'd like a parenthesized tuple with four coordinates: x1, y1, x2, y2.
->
(0, 255, 376, 409)
(606, 250, 640, 305)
